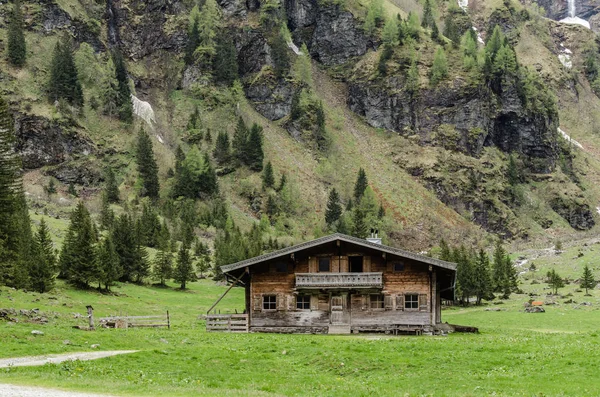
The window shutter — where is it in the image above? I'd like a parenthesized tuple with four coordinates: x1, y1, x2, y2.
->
(287, 295, 296, 311)
(277, 293, 285, 311)
(396, 295, 404, 311)
(253, 295, 262, 312)
(362, 295, 368, 311)
(309, 256, 317, 273)
(310, 294, 318, 310)
(419, 294, 428, 312)
(384, 295, 393, 310)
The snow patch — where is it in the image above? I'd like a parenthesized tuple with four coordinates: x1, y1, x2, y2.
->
(131, 95, 156, 127)
(559, 16, 590, 29)
(558, 127, 583, 149)
(558, 54, 572, 69)
(156, 134, 164, 144)
(596, 206, 600, 215)
(457, 0, 468, 11)
(287, 41, 302, 56)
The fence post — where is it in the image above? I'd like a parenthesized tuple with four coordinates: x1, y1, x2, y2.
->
(86, 305, 95, 330)
(167, 311, 170, 330)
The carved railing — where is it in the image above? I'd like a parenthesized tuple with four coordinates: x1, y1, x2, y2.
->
(295, 272, 383, 288)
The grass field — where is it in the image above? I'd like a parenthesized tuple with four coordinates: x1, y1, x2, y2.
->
(1, 277, 599, 397)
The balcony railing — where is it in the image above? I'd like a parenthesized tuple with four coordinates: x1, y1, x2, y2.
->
(295, 272, 383, 289)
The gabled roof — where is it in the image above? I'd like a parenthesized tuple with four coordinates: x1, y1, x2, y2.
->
(221, 233, 456, 273)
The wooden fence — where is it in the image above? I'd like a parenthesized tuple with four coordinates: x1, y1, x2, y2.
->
(205, 314, 248, 332)
(99, 312, 170, 329)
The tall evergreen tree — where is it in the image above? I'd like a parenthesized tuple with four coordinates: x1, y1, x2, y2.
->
(214, 32, 238, 85)
(352, 205, 369, 239)
(153, 230, 173, 286)
(111, 214, 137, 282)
(439, 239, 451, 261)
(97, 234, 120, 291)
(443, 11, 461, 47)
(430, 47, 448, 86)
(246, 123, 264, 171)
(173, 147, 219, 199)
(136, 128, 160, 199)
(99, 192, 115, 230)
(473, 249, 492, 305)
(325, 188, 342, 227)
(111, 49, 133, 123)
(580, 265, 596, 295)
(492, 240, 507, 292)
(421, 0, 435, 29)
(454, 246, 474, 305)
(7, 0, 26, 67)
(174, 243, 195, 289)
(59, 202, 98, 288)
(185, 13, 200, 65)
(547, 269, 565, 295)
(232, 116, 249, 164)
(213, 131, 231, 165)
(262, 161, 275, 189)
(132, 218, 151, 283)
(48, 34, 83, 107)
(30, 219, 56, 293)
(271, 30, 291, 78)
(353, 168, 368, 203)
(104, 167, 120, 203)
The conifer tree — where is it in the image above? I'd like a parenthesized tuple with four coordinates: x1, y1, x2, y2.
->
(443, 11, 461, 47)
(213, 131, 231, 165)
(232, 116, 248, 164)
(353, 168, 368, 203)
(547, 269, 564, 295)
(97, 234, 120, 291)
(421, 0, 435, 29)
(439, 239, 451, 261)
(382, 18, 399, 48)
(473, 249, 492, 305)
(377, 203, 385, 219)
(112, 50, 133, 123)
(111, 214, 137, 282)
(492, 240, 507, 292)
(214, 32, 238, 85)
(174, 243, 195, 289)
(246, 123, 264, 171)
(406, 12, 421, 39)
(59, 202, 98, 288)
(185, 13, 200, 65)
(364, 0, 384, 36)
(153, 232, 173, 286)
(105, 167, 120, 203)
(406, 59, 420, 97)
(262, 161, 275, 189)
(132, 218, 151, 283)
(325, 188, 342, 227)
(277, 173, 287, 192)
(580, 265, 596, 295)
(197, 0, 220, 68)
(454, 246, 474, 305)
(30, 219, 56, 293)
(173, 147, 219, 199)
(352, 205, 368, 239)
(136, 128, 160, 199)
(271, 30, 291, 78)
(99, 192, 114, 231)
(266, 194, 278, 222)
(430, 47, 448, 86)
(48, 34, 83, 107)
(187, 105, 201, 130)
(7, 0, 26, 67)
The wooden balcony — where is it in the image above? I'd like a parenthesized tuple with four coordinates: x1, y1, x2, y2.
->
(295, 272, 383, 289)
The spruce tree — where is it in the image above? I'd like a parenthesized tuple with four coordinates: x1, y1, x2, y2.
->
(232, 116, 248, 164)
(266, 194, 278, 222)
(473, 249, 492, 305)
(246, 123, 264, 171)
(97, 234, 120, 291)
(352, 205, 368, 239)
(430, 47, 448, 86)
(136, 128, 160, 199)
(454, 246, 474, 305)
(213, 131, 231, 165)
(353, 168, 368, 203)
(30, 219, 56, 293)
(132, 218, 151, 283)
(7, 0, 26, 67)
(48, 34, 83, 107)
(105, 167, 120, 203)
(580, 265, 596, 295)
(174, 243, 195, 289)
(271, 31, 291, 78)
(277, 173, 287, 192)
(547, 269, 565, 295)
(406, 59, 420, 97)
(443, 11, 461, 47)
(59, 202, 98, 288)
(111, 214, 137, 282)
(185, 13, 200, 65)
(492, 240, 507, 292)
(153, 232, 173, 286)
(262, 161, 275, 189)
(325, 188, 342, 227)
(214, 32, 238, 85)
(421, 0, 435, 29)
(439, 239, 451, 261)
(99, 192, 114, 230)
(112, 49, 133, 123)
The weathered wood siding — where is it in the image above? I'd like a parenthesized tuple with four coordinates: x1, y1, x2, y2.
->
(248, 246, 439, 330)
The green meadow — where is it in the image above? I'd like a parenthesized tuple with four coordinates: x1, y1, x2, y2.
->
(1, 279, 599, 397)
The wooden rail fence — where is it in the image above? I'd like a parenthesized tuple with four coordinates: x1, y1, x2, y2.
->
(99, 312, 170, 329)
(205, 314, 248, 332)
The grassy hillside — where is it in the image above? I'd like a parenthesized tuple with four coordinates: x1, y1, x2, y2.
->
(0, 276, 599, 396)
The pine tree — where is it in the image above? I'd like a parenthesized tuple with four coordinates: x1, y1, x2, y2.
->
(277, 173, 287, 192)
(271, 30, 291, 79)
(132, 218, 151, 283)
(187, 105, 201, 130)
(430, 47, 448, 86)
(246, 123, 264, 171)
(105, 167, 120, 203)
(111, 214, 137, 282)
(492, 240, 507, 292)
(443, 11, 461, 47)
(421, 0, 435, 29)
(213, 131, 231, 165)
(325, 188, 342, 227)
(136, 128, 160, 199)
(48, 34, 83, 107)
(174, 243, 195, 289)
(580, 265, 596, 295)
(266, 194, 278, 222)
(262, 161, 275, 189)
(485, 25, 504, 63)
(473, 249, 492, 305)
(232, 116, 248, 164)
(7, 0, 26, 67)
(29, 219, 56, 293)
(352, 205, 368, 239)
(111, 50, 133, 123)
(454, 246, 474, 305)
(153, 248, 173, 286)
(99, 192, 114, 230)
(97, 234, 120, 291)
(173, 147, 219, 199)
(364, 0, 384, 36)
(58, 202, 98, 288)
(196, 0, 221, 70)
(68, 183, 78, 197)
(406, 12, 421, 39)
(377, 203, 385, 219)
(214, 32, 238, 85)
(185, 13, 201, 65)
(353, 168, 368, 202)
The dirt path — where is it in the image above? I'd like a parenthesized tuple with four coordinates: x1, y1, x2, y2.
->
(0, 383, 120, 397)
(0, 350, 138, 368)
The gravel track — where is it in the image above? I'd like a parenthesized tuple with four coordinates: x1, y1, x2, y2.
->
(0, 350, 138, 368)
(0, 383, 120, 397)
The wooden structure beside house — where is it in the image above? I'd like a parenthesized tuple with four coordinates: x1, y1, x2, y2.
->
(210, 233, 456, 334)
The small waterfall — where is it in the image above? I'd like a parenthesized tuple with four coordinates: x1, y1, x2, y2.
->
(106, 0, 120, 47)
(568, 0, 576, 18)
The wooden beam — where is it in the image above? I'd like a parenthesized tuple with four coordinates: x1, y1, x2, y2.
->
(206, 272, 245, 315)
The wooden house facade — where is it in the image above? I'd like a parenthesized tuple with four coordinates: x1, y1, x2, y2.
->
(215, 233, 456, 334)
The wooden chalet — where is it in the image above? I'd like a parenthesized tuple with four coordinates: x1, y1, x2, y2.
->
(207, 233, 456, 335)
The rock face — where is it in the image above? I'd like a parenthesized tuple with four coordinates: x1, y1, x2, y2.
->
(14, 115, 94, 170)
(535, 0, 600, 20)
(348, 79, 558, 172)
(245, 78, 295, 121)
(549, 196, 595, 230)
(217, 0, 247, 18)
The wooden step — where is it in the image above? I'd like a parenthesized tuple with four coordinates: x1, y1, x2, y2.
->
(328, 325, 351, 334)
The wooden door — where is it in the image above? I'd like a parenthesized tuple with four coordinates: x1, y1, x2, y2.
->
(330, 295, 346, 324)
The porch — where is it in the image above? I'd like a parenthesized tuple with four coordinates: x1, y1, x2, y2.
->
(295, 272, 383, 289)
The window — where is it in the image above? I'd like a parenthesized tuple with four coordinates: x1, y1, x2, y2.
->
(393, 262, 405, 272)
(275, 262, 287, 273)
(318, 257, 330, 272)
(263, 295, 277, 310)
(297, 295, 311, 310)
(350, 256, 363, 272)
(405, 294, 419, 310)
(370, 294, 384, 309)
